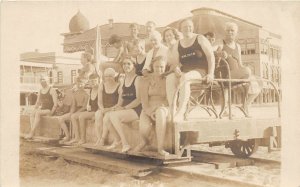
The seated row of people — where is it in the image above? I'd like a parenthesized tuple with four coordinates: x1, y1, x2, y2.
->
(26, 19, 261, 156)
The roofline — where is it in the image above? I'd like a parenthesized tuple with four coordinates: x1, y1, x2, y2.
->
(191, 7, 262, 28)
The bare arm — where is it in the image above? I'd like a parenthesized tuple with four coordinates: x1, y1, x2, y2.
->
(113, 46, 125, 63)
(97, 83, 104, 110)
(198, 35, 215, 78)
(236, 43, 244, 67)
(77, 92, 89, 112)
(34, 92, 41, 109)
(50, 88, 58, 115)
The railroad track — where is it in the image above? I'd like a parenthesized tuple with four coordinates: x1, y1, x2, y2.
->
(191, 150, 281, 167)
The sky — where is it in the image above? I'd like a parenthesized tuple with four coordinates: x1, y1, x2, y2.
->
(1, 2, 300, 187)
(1, 1, 296, 56)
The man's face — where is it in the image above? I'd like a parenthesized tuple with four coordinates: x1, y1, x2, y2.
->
(225, 26, 238, 40)
(40, 78, 48, 88)
(146, 23, 155, 35)
(131, 27, 139, 37)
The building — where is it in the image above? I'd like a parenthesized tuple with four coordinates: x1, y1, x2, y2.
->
(20, 49, 81, 106)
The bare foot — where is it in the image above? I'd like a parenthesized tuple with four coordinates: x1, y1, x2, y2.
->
(121, 144, 131, 153)
(158, 149, 170, 157)
(59, 137, 70, 144)
(133, 142, 146, 152)
(66, 139, 79, 144)
(106, 140, 121, 150)
(77, 140, 86, 145)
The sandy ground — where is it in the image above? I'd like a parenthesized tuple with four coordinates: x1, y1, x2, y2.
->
(20, 140, 221, 187)
(20, 140, 280, 187)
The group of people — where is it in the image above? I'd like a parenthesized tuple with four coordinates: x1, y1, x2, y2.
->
(25, 19, 261, 156)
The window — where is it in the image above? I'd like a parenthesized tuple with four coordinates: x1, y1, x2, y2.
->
(247, 43, 256, 55)
(262, 63, 268, 79)
(57, 71, 63, 84)
(71, 70, 77, 83)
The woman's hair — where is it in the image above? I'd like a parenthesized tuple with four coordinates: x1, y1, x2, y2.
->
(162, 27, 181, 43)
(151, 56, 167, 67)
(108, 34, 122, 45)
(178, 18, 193, 32)
(149, 30, 162, 41)
(122, 57, 136, 65)
(204, 32, 215, 38)
(89, 73, 99, 80)
(82, 52, 93, 62)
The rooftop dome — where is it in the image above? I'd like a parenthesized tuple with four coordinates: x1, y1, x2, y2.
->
(69, 11, 90, 33)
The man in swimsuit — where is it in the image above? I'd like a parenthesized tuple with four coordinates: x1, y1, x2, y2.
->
(216, 22, 261, 117)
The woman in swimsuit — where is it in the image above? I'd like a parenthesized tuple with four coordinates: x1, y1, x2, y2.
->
(136, 56, 171, 156)
(105, 58, 142, 153)
(77, 74, 100, 145)
(166, 18, 215, 121)
(94, 68, 120, 146)
(26, 75, 57, 139)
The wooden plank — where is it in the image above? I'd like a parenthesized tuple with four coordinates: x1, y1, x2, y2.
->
(81, 143, 190, 163)
(34, 146, 160, 176)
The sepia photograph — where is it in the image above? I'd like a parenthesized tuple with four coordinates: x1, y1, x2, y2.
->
(1, 1, 300, 187)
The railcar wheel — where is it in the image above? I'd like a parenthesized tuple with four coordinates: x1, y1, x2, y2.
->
(229, 139, 259, 158)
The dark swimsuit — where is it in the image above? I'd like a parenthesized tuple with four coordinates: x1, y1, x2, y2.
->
(102, 85, 119, 108)
(89, 89, 99, 112)
(122, 76, 142, 116)
(135, 57, 146, 76)
(40, 87, 54, 110)
(178, 35, 208, 74)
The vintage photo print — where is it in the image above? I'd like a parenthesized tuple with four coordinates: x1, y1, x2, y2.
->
(1, 1, 300, 187)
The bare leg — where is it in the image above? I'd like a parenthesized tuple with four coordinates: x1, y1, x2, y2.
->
(27, 109, 51, 138)
(155, 107, 170, 156)
(58, 113, 72, 142)
(134, 110, 152, 152)
(103, 112, 121, 148)
(174, 71, 202, 121)
(94, 110, 103, 145)
(78, 111, 95, 145)
(68, 112, 81, 143)
(166, 73, 179, 107)
(109, 109, 139, 152)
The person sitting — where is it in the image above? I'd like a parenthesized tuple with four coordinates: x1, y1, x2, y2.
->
(144, 21, 157, 53)
(204, 31, 218, 51)
(77, 74, 100, 145)
(104, 58, 142, 153)
(125, 23, 145, 55)
(66, 77, 89, 144)
(109, 34, 127, 64)
(162, 27, 182, 75)
(94, 68, 120, 146)
(25, 75, 57, 139)
(215, 22, 261, 117)
(78, 52, 95, 80)
(130, 40, 147, 76)
(165, 18, 215, 121)
(54, 88, 74, 143)
(142, 31, 168, 76)
(135, 56, 171, 156)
